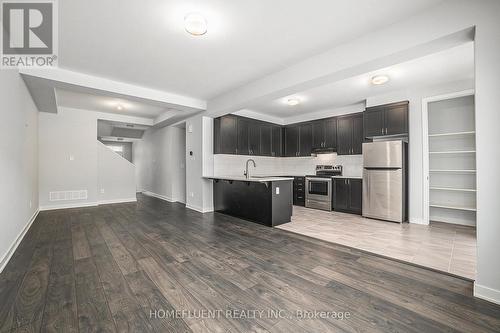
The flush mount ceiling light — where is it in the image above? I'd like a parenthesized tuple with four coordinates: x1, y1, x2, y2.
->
(287, 98, 301, 106)
(116, 104, 124, 111)
(371, 75, 390, 85)
(184, 13, 207, 36)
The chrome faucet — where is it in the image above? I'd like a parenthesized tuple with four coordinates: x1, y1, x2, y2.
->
(244, 159, 256, 179)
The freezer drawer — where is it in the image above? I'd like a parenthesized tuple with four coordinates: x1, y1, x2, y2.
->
(362, 168, 404, 222)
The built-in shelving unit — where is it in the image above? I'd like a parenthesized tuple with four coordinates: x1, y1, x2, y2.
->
(428, 94, 476, 226)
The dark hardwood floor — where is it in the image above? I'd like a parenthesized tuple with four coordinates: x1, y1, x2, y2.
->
(1, 194, 499, 333)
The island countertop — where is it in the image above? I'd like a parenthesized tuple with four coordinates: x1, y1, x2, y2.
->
(204, 175, 294, 182)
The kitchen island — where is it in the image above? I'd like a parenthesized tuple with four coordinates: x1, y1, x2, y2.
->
(204, 176, 293, 227)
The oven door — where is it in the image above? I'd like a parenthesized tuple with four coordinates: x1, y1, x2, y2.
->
(305, 177, 332, 210)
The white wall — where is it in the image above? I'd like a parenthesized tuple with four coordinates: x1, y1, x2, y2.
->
(39, 108, 99, 209)
(39, 107, 137, 209)
(97, 141, 136, 203)
(0, 70, 39, 271)
(366, 79, 474, 225)
(214, 154, 363, 178)
(185, 115, 213, 213)
(133, 125, 186, 203)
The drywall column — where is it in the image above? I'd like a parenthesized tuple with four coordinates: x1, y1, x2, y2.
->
(185, 115, 213, 213)
(474, 1, 500, 304)
(0, 70, 39, 272)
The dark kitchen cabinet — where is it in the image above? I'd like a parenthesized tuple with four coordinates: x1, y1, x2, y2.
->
(325, 117, 337, 149)
(364, 101, 408, 139)
(385, 103, 408, 135)
(312, 118, 337, 151)
(285, 125, 300, 157)
(333, 178, 362, 215)
(363, 108, 385, 138)
(237, 118, 250, 155)
(248, 121, 260, 155)
(312, 120, 325, 150)
(337, 113, 363, 155)
(214, 115, 237, 154)
(293, 176, 305, 206)
(349, 179, 363, 213)
(260, 124, 272, 156)
(271, 126, 283, 157)
(352, 115, 363, 155)
(237, 117, 260, 155)
(299, 123, 312, 156)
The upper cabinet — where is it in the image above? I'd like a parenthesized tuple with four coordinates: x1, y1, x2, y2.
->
(215, 104, 406, 157)
(363, 101, 409, 139)
(237, 117, 262, 156)
(214, 115, 282, 157)
(337, 113, 363, 155)
(214, 115, 238, 154)
(285, 125, 300, 157)
(271, 126, 283, 157)
(311, 118, 337, 152)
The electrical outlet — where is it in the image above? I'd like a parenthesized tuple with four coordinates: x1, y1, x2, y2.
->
(190, 192, 194, 198)
(69, 155, 75, 161)
(276, 187, 280, 195)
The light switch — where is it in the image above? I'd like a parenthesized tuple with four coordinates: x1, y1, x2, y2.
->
(69, 155, 75, 161)
(276, 187, 280, 195)
(188, 124, 193, 133)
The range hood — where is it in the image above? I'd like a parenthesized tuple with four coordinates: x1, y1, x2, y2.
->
(311, 147, 337, 155)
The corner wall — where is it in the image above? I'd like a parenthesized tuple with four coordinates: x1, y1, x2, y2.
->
(0, 70, 39, 271)
(185, 115, 213, 213)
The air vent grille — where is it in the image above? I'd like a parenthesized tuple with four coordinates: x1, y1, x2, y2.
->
(49, 190, 88, 202)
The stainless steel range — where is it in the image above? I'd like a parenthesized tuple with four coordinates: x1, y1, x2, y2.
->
(305, 165, 342, 211)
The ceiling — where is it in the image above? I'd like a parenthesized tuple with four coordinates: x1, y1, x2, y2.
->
(56, 89, 171, 119)
(58, 0, 445, 100)
(246, 42, 474, 119)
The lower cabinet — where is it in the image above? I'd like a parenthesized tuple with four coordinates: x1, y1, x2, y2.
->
(293, 176, 305, 206)
(333, 178, 362, 215)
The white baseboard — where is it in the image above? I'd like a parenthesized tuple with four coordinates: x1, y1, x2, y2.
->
(39, 201, 99, 211)
(409, 217, 428, 225)
(0, 209, 39, 273)
(186, 204, 214, 213)
(142, 191, 175, 202)
(98, 198, 137, 205)
(474, 283, 500, 305)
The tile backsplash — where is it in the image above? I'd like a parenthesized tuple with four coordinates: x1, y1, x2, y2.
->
(213, 153, 363, 177)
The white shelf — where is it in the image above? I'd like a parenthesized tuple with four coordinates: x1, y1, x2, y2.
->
(430, 204, 477, 212)
(430, 187, 476, 192)
(429, 169, 476, 173)
(429, 150, 476, 154)
(428, 131, 475, 137)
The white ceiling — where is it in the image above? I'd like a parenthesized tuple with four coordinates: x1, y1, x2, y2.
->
(246, 42, 474, 119)
(58, 0, 445, 100)
(56, 89, 170, 118)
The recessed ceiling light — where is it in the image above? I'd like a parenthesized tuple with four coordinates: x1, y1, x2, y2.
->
(287, 98, 301, 106)
(184, 13, 207, 36)
(371, 75, 389, 85)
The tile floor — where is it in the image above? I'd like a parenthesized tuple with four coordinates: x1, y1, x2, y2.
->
(277, 206, 477, 279)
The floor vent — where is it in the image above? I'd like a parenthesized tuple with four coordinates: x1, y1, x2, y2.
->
(49, 190, 88, 202)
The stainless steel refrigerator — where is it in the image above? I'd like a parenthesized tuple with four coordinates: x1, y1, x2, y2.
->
(362, 140, 407, 223)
